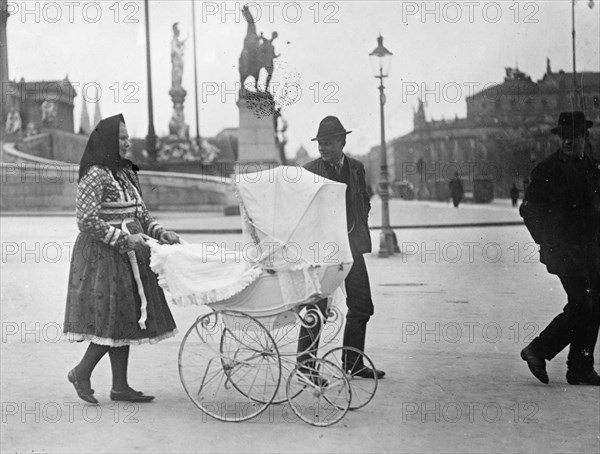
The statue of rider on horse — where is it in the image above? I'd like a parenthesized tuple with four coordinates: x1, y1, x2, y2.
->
(238, 6, 280, 93)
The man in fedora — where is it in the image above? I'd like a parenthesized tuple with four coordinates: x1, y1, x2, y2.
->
(520, 111, 600, 386)
(297, 115, 385, 379)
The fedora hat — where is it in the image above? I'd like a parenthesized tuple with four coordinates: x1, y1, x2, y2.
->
(311, 116, 352, 141)
(551, 111, 593, 136)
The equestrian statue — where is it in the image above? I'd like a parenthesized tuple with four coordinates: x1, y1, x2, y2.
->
(239, 6, 279, 92)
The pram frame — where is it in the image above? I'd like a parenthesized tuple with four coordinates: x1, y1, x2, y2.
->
(175, 170, 378, 426)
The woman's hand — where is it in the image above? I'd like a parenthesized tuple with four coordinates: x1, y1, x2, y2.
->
(126, 233, 149, 251)
(160, 230, 180, 245)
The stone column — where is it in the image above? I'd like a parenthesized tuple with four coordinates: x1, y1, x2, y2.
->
(168, 86, 189, 140)
(1, 0, 10, 136)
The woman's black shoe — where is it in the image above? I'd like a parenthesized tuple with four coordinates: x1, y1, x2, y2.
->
(125, 386, 145, 396)
(110, 388, 155, 402)
(67, 368, 99, 404)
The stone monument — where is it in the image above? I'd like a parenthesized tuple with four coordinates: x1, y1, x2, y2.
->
(158, 22, 201, 161)
(169, 22, 189, 140)
(237, 6, 281, 165)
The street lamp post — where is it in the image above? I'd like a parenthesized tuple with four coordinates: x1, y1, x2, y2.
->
(144, 0, 157, 162)
(571, 0, 595, 109)
(369, 34, 398, 257)
(571, 0, 580, 109)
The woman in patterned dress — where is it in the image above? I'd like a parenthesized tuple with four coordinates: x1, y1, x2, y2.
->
(64, 114, 179, 404)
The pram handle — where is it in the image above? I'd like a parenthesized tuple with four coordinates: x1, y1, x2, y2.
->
(141, 233, 189, 245)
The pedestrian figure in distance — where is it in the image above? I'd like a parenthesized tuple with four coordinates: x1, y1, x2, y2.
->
(520, 111, 600, 386)
(510, 183, 520, 208)
(449, 171, 464, 207)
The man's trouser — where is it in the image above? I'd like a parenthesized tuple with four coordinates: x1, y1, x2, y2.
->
(530, 272, 600, 374)
(298, 253, 375, 370)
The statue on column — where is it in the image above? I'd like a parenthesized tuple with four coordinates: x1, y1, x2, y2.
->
(171, 22, 186, 89)
(168, 22, 190, 141)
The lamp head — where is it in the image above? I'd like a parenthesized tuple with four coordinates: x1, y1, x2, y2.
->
(369, 34, 393, 77)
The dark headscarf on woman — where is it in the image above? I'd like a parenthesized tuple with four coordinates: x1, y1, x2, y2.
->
(78, 114, 139, 186)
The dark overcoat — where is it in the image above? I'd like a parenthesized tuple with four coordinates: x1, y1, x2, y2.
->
(520, 150, 600, 276)
(304, 156, 372, 255)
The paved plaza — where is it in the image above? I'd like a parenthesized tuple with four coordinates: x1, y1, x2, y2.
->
(1, 199, 599, 453)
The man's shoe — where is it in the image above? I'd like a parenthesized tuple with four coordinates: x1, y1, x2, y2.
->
(520, 346, 549, 384)
(567, 370, 600, 386)
(67, 368, 98, 404)
(110, 388, 155, 402)
(348, 366, 385, 379)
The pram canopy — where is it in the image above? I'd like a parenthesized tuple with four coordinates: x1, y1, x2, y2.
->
(236, 165, 353, 270)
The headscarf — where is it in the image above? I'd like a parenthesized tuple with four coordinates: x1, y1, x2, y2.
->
(78, 113, 139, 183)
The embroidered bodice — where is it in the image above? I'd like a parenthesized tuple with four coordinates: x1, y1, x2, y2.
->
(76, 165, 165, 249)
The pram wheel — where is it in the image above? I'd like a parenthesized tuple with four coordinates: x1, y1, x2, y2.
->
(178, 310, 281, 422)
(286, 358, 351, 427)
(321, 346, 378, 410)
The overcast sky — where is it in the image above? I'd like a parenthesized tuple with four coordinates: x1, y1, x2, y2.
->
(6, 0, 600, 158)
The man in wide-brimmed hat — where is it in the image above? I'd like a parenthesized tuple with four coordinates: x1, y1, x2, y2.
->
(520, 111, 600, 386)
(297, 116, 385, 380)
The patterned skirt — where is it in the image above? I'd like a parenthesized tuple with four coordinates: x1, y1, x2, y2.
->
(64, 220, 177, 346)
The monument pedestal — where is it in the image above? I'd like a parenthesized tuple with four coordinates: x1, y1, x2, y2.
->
(223, 90, 280, 216)
(168, 87, 190, 141)
(237, 90, 279, 166)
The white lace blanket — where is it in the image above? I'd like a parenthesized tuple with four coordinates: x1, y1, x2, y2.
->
(149, 243, 262, 306)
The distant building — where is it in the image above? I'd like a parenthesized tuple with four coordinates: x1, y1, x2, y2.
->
(366, 62, 600, 200)
(79, 96, 92, 135)
(4, 77, 77, 133)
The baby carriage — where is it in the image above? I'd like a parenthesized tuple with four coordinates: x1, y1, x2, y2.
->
(150, 166, 379, 426)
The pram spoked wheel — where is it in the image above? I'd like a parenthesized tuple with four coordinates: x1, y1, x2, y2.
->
(178, 309, 281, 422)
(321, 346, 378, 410)
(286, 358, 351, 427)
